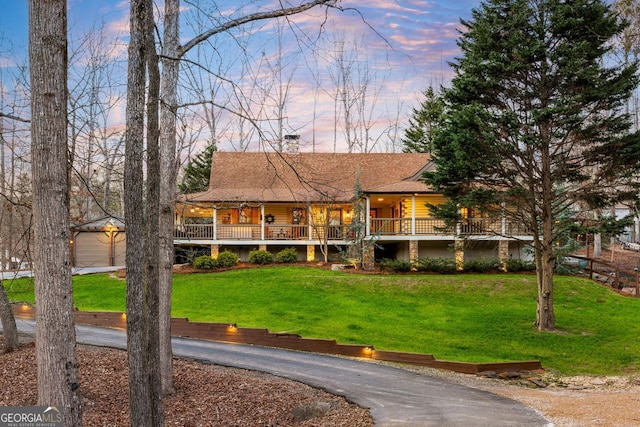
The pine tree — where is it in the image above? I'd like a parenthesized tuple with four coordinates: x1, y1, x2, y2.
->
(401, 86, 445, 153)
(425, 0, 640, 331)
(179, 143, 216, 194)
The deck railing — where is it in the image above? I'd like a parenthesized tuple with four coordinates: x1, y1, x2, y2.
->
(174, 217, 530, 241)
(265, 224, 309, 240)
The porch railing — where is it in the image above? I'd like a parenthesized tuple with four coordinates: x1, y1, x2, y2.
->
(174, 217, 530, 241)
(265, 224, 309, 240)
(174, 224, 215, 240)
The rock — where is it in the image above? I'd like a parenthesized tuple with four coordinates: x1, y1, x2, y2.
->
(292, 401, 334, 422)
(525, 378, 547, 388)
(477, 371, 498, 379)
(498, 371, 522, 380)
(331, 264, 354, 271)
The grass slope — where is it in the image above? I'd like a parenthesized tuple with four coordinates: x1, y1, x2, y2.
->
(6, 266, 640, 375)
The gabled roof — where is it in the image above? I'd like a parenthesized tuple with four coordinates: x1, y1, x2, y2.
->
(71, 215, 125, 231)
(181, 152, 433, 204)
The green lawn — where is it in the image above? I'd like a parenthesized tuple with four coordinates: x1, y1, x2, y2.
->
(7, 266, 640, 375)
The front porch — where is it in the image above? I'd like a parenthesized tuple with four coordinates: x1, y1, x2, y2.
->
(174, 197, 531, 243)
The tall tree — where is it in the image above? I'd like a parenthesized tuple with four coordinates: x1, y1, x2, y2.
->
(402, 86, 445, 153)
(157, 0, 342, 395)
(29, 0, 82, 424)
(425, 0, 640, 331)
(123, 0, 163, 424)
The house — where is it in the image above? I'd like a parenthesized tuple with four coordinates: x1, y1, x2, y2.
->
(174, 152, 533, 268)
(71, 216, 126, 267)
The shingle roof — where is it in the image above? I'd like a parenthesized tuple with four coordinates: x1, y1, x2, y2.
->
(181, 152, 433, 203)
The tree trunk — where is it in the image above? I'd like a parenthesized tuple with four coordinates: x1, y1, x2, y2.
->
(535, 137, 556, 331)
(0, 282, 18, 353)
(124, 0, 152, 424)
(157, 0, 180, 396)
(29, 0, 82, 424)
(536, 244, 556, 331)
(594, 233, 602, 258)
(144, 0, 165, 422)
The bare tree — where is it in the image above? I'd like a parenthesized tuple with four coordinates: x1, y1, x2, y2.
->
(157, 0, 342, 396)
(67, 24, 126, 222)
(323, 32, 390, 153)
(0, 280, 18, 352)
(29, 0, 82, 424)
(0, 87, 29, 352)
(123, 0, 161, 423)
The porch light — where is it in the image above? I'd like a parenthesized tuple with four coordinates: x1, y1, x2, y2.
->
(377, 198, 384, 201)
(190, 208, 195, 213)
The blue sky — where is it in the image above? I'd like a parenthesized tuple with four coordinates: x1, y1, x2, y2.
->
(0, 0, 483, 152)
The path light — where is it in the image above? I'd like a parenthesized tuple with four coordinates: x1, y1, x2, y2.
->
(228, 323, 238, 333)
(363, 346, 373, 357)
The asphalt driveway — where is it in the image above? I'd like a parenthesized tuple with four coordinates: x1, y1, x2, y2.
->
(10, 318, 551, 426)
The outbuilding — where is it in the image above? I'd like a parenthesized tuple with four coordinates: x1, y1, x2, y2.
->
(71, 216, 125, 267)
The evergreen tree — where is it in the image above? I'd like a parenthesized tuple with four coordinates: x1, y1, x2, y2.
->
(179, 143, 216, 194)
(402, 86, 445, 153)
(425, 0, 640, 331)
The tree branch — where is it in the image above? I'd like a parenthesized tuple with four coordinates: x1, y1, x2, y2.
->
(178, 0, 339, 57)
(0, 112, 30, 123)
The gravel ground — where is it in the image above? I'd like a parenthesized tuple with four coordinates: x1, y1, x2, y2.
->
(413, 365, 640, 427)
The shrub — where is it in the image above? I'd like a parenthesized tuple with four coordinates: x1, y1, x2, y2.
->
(414, 257, 457, 274)
(249, 250, 273, 265)
(505, 258, 536, 272)
(193, 255, 218, 270)
(463, 257, 501, 273)
(217, 250, 239, 268)
(276, 247, 298, 263)
(379, 258, 412, 272)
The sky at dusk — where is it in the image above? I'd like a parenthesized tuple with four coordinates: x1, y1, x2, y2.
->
(0, 0, 485, 153)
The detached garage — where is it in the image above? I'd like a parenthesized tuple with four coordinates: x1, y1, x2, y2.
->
(71, 216, 125, 267)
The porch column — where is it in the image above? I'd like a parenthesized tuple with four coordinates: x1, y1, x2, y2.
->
(210, 244, 219, 259)
(306, 244, 315, 262)
(501, 202, 507, 236)
(362, 241, 375, 271)
(455, 239, 464, 271)
(498, 239, 509, 271)
(411, 195, 416, 235)
(365, 196, 371, 236)
(409, 240, 419, 263)
(261, 204, 265, 240)
(213, 208, 217, 240)
(308, 204, 313, 241)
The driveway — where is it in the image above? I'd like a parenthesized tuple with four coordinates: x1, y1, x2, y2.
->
(11, 318, 551, 426)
